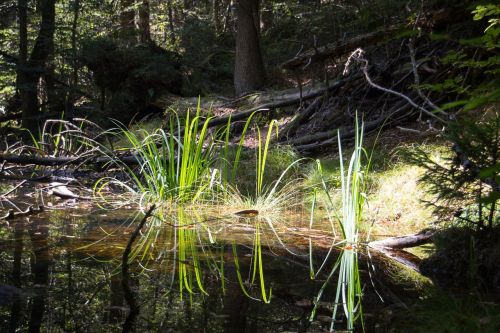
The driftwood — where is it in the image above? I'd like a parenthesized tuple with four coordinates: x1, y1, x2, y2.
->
(281, 26, 399, 70)
(368, 229, 435, 250)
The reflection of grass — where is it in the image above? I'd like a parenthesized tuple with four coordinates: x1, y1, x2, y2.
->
(232, 221, 272, 303)
(123, 207, 274, 304)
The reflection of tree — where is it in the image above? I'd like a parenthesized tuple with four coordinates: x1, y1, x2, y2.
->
(222, 246, 249, 333)
(27, 218, 49, 333)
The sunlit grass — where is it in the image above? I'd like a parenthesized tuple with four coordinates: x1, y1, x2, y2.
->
(310, 117, 367, 332)
(95, 105, 228, 207)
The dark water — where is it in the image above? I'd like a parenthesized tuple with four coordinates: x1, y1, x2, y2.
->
(0, 198, 421, 332)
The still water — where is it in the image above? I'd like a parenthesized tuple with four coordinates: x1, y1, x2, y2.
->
(0, 195, 421, 332)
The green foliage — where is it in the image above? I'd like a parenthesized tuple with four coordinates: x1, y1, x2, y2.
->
(424, 3, 500, 112)
(80, 37, 182, 122)
(409, 113, 499, 231)
(179, 17, 234, 95)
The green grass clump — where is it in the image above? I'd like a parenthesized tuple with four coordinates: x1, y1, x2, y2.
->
(310, 117, 367, 332)
(96, 104, 226, 206)
(95, 105, 304, 217)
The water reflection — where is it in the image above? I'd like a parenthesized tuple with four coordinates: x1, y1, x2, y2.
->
(0, 205, 408, 332)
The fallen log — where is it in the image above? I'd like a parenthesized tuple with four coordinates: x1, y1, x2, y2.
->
(372, 247, 423, 272)
(368, 229, 435, 250)
(206, 74, 361, 129)
(0, 153, 141, 167)
(281, 26, 399, 70)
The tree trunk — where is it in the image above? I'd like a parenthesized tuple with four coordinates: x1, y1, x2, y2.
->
(20, 0, 56, 134)
(234, 0, 266, 96)
(138, 0, 151, 44)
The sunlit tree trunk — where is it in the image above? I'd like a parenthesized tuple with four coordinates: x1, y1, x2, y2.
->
(167, 0, 176, 46)
(16, 0, 27, 92)
(234, 0, 266, 96)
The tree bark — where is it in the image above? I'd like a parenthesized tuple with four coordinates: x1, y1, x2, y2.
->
(234, 0, 266, 96)
(167, 0, 176, 46)
(16, 0, 28, 90)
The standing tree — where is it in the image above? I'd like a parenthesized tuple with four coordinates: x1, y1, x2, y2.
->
(234, 0, 266, 96)
(18, 0, 55, 133)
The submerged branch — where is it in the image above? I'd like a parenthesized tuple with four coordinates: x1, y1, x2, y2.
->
(121, 204, 156, 333)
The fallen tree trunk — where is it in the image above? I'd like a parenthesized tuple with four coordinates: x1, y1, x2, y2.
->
(281, 26, 399, 70)
(0, 153, 140, 166)
(206, 74, 361, 129)
(368, 229, 435, 249)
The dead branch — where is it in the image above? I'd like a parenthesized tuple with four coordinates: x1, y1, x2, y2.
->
(122, 204, 156, 332)
(343, 48, 448, 122)
(281, 26, 400, 70)
(278, 97, 323, 141)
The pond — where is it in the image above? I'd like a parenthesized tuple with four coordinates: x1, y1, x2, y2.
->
(0, 189, 423, 332)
